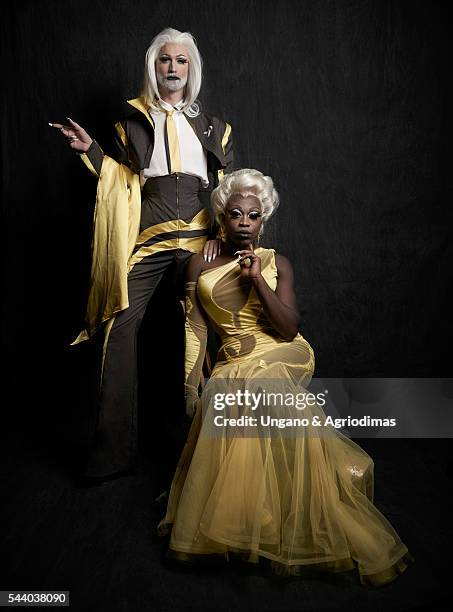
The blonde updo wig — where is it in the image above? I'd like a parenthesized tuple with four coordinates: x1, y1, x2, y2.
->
(211, 169, 279, 231)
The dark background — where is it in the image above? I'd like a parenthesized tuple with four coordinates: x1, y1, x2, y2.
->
(1, 1, 452, 611)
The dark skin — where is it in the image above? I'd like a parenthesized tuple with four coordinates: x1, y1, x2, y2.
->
(185, 194, 301, 342)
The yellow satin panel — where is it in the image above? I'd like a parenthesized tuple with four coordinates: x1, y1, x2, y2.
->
(71, 156, 141, 345)
(135, 208, 211, 246)
(115, 121, 128, 148)
(159, 248, 413, 585)
(127, 97, 155, 128)
(217, 123, 232, 184)
(184, 281, 208, 414)
(79, 152, 99, 177)
(221, 122, 231, 153)
(128, 235, 208, 271)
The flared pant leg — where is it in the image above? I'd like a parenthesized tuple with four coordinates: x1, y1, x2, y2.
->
(84, 249, 192, 477)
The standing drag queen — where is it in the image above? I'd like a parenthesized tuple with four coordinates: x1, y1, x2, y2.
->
(158, 169, 414, 586)
(50, 28, 233, 484)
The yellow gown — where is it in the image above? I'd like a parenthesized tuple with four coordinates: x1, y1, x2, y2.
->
(158, 247, 414, 586)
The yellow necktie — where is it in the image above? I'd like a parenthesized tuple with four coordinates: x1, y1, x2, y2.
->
(165, 110, 182, 173)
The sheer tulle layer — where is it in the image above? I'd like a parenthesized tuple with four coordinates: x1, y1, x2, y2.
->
(164, 548, 414, 587)
(161, 249, 413, 586)
(159, 348, 413, 587)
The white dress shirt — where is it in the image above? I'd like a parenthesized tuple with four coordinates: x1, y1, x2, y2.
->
(141, 98, 208, 187)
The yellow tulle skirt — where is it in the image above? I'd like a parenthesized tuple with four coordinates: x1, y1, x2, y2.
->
(158, 334, 414, 586)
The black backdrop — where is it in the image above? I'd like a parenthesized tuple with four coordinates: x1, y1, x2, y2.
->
(2, 0, 451, 423)
(2, 2, 452, 609)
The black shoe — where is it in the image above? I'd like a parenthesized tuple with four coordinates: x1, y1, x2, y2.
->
(76, 468, 136, 488)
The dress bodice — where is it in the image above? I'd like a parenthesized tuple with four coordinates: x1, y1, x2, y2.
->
(197, 247, 278, 340)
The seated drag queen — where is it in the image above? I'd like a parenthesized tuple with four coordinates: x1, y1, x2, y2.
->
(158, 169, 414, 586)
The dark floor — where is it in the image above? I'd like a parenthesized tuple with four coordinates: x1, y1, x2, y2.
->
(1, 419, 452, 612)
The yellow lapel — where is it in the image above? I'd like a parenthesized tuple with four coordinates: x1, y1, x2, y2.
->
(127, 97, 155, 128)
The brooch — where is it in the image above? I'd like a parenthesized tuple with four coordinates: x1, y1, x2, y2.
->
(203, 125, 213, 138)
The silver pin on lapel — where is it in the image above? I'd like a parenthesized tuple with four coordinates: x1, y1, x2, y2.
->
(203, 125, 213, 137)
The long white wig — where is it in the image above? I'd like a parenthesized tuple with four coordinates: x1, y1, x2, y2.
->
(211, 169, 280, 235)
(141, 28, 202, 117)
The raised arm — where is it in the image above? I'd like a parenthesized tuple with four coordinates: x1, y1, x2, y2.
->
(238, 251, 301, 341)
(184, 254, 208, 418)
(49, 117, 130, 178)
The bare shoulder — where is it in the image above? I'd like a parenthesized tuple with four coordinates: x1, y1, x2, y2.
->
(185, 253, 205, 282)
(274, 252, 294, 278)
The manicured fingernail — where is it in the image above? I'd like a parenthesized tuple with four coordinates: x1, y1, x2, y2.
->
(48, 122, 53, 126)
(66, 117, 73, 122)
(208, 257, 211, 262)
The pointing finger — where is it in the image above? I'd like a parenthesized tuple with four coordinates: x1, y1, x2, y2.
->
(67, 117, 82, 130)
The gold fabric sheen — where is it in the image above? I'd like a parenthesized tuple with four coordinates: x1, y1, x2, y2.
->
(79, 152, 98, 177)
(184, 281, 208, 412)
(134, 208, 211, 246)
(71, 156, 141, 345)
(165, 110, 182, 173)
(73, 98, 211, 345)
(126, 97, 155, 128)
(221, 123, 232, 153)
(217, 122, 232, 184)
(160, 248, 414, 585)
(115, 120, 128, 149)
(128, 235, 209, 270)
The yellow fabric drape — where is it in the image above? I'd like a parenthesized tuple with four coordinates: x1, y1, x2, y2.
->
(71, 156, 141, 345)
(184, 280, 208, 415)
(159, 249, 414, 586)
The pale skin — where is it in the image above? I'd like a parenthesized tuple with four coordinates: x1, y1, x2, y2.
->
(49, 42, 220, 259)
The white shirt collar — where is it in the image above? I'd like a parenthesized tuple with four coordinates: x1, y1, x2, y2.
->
(152, 97, 185, 114)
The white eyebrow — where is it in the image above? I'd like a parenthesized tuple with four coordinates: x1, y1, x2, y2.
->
(159, 53, 188, 58)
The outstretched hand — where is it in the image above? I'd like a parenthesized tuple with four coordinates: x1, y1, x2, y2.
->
(235, 250, 262, 279)
(49, 117, 93, 153)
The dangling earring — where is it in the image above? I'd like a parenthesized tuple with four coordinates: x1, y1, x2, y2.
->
(217, 225, 227, 242)
(256, 226, 264, 246)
